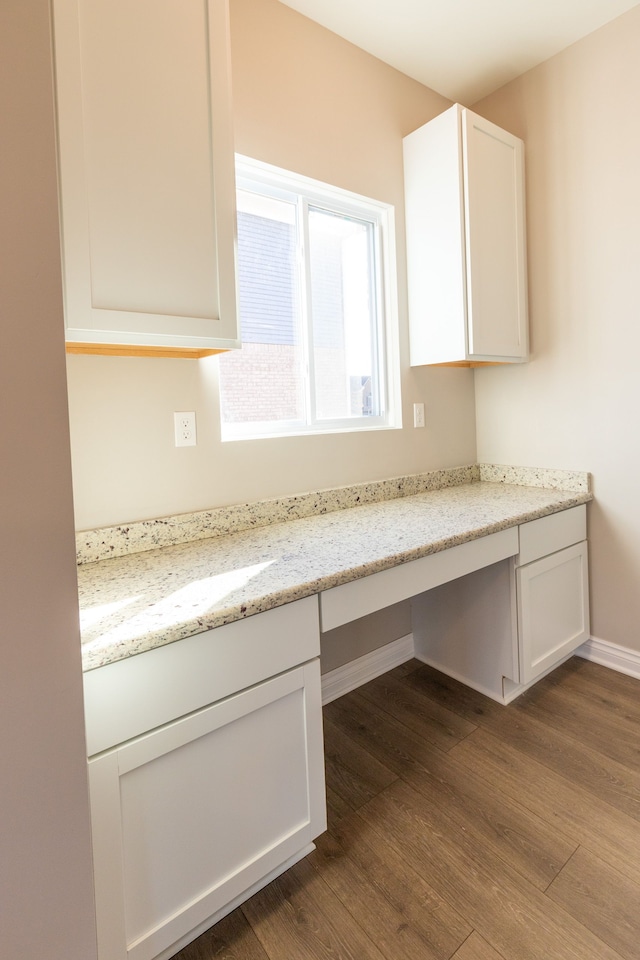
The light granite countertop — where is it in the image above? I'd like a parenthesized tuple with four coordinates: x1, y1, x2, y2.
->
(78, 468, 592, 672)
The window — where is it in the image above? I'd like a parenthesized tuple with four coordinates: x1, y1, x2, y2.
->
(218, 156, 400, 440)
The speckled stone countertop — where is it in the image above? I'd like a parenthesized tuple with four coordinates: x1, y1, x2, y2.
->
(79, 467, 592, 672)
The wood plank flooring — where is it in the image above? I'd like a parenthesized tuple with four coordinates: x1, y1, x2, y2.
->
(174, 657, 640, 960)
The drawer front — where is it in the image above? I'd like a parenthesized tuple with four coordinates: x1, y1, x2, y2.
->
(84, 596, 320, 756)
(517, 505, 586, 567)
(320, 526, 519, 631)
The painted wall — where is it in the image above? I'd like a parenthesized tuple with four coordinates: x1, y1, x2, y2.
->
(65, 0, 477, 532)
(473, 5, 640, 652)
(0, 2, 97, 956)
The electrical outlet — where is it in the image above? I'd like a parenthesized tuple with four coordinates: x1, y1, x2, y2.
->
(413, 403, 425, 428)
(174, 411, 197, 447)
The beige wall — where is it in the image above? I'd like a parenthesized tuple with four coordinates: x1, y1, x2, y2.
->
(473, 5, 640, 651)
(66, 0, 476, 532)
(0, 1, 97, 956)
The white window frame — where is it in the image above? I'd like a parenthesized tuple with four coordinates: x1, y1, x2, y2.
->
(219, 155, 401, 441)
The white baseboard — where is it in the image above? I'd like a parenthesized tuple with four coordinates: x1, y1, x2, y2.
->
(320, 634, 640, 708)
(575, 636, 640, 680)
(321, 634, 415, 705)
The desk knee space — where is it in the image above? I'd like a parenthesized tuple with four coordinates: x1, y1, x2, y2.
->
(320, 505, 589, 704)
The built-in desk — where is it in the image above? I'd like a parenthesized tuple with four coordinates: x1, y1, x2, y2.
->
(322, 504, 589, 702)
(78, 469, 591, 960)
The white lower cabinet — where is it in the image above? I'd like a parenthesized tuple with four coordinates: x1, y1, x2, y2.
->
(85, 599, 326, 960)
(84, 507, 591, 959)
(516, 540, 590, 684)
(413, 505, 590, 702)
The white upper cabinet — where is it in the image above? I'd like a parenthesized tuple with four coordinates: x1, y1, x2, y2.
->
(403, 104, 528, 366)
(52, 0, 239, 356)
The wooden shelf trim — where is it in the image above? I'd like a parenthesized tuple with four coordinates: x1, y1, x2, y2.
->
(429, 361, 509, 368)
(65, 343, 228, 359)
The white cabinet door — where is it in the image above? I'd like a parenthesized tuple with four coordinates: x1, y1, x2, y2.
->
(403, 104, 528, 366)
(517, 541, 590, 684)
(89, 661, 326, 960)
(463, 110, 528, 361)
(53, 0, 239, 354)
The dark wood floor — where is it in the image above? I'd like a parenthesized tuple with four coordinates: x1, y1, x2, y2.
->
(175, 657, 640, 960)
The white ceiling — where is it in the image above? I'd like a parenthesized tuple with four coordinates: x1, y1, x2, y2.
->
(278, 0, 639, 103)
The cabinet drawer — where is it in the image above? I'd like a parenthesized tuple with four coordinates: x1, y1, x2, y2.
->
(320, 526, 519, 631)
(84, 596, 320, 756)
(517, 505, 586, 567)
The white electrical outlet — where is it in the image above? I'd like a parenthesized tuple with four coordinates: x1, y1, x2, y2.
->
(413, 403, 425, 428)
(174, 411, 197, 447)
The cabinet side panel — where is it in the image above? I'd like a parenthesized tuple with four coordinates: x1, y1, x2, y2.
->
(88, 753, 128, 959)
(403, 106, 467, 365)
(463, 111, 528, 359)
(412, 559, 517, 701)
